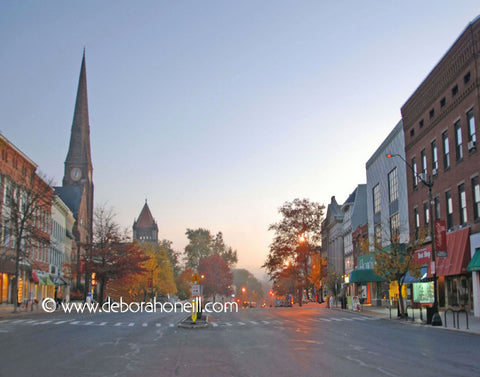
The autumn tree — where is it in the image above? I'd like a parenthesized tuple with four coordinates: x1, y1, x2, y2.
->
(197, 254, 233, 302)
(175, 267, 195, 300)
(159, 239, 181, 278)
(184, 228, 238, 269)
(88, 205, 148, 305)
(372, 228, 425, 317)
(308, 253, 324, 299)
(263, 198, 324, 306)
(233, 269, 264, 302)
(0, 171, 53, 312)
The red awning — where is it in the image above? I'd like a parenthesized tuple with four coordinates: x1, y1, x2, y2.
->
(30, 270, 40, 284)
(426, 228, 471, 277)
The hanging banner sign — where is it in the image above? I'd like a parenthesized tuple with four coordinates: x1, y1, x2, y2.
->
(434, 220, 447, 258)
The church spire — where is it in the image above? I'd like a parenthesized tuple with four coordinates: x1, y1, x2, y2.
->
(63, 51, 92, 186)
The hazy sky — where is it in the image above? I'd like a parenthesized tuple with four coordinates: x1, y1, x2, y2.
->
(1, 1, 480, 278)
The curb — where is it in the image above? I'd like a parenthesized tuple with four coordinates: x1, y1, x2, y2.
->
(177, 314, 209, 329)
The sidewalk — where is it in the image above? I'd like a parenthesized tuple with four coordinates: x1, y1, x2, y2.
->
(325, 302, 480, 335)
(0, 303, 44, 318)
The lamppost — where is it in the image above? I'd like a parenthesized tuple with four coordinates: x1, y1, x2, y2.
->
(386, 153, 442, 326)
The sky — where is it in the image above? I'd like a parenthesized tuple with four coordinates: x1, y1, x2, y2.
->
(1, 1, 480, 279)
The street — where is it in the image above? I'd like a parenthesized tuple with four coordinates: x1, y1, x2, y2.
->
(1, 305, 479, 377)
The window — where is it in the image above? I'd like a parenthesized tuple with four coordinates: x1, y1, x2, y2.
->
(446, 191, 453, 229)
(434, 196, 441, 220)
(431, 140, 438, 173)
(421, 149, 427, 178)
(414, 208, 420, 230)
(373, 184, 381, 214)
(374, 224, 382, 246)
(419, 119, 424, 128)
(455, 121, 463, 161)
(412, 157, 418, 188)
(423, 202, 430, 227)
(390, 213, 400, 241)
(452, 84, 458, 96)
(429, 109, 435, 119)
(410, 128, 415, 137)
(467, 109, 476, 144)
(442, 131, 450, 169)
(464, 72, 471, 84)
(473, 177, 480, 221)
(388, 168, 398, 203)
(458, 184, 467, 225)
(440, 97, 446, 108)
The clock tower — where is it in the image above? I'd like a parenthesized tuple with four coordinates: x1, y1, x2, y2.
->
(56, 50, 94, 292)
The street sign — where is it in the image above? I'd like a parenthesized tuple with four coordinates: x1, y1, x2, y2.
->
(435, 220, 447, 258)
(191, 284, 201, 296)
(191, 273, 200, 284)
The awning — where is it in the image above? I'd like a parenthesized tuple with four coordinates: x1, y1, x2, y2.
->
(50, 275, 68, 285)
(39, 276, 55, 286)
(30, 271, 40, 284)
(468, 250, 480, 272)
(402, 267, 427, 284)
(427, 227, 471, 277)
(349, 269, 384, 283)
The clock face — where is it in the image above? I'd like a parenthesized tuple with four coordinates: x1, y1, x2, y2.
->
(71, 168, 82, 181)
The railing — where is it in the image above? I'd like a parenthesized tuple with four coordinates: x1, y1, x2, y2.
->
(444, 308, 469, 330)
(406, 305, 424, 322)
(444, 308, 456, 329)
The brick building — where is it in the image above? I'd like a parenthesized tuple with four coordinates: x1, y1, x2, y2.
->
(0, 133, 53, 305)
(401, 16, 480, 314)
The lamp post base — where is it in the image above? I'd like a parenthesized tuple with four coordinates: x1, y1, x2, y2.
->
(431, 312, 443, 326)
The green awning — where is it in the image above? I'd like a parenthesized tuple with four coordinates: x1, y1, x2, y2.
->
(349, 269, 384, 283)
(468, 250, 480, 272)
(39, 276, 55, 286)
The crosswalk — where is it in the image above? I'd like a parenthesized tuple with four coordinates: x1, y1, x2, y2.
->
(0, 318, 179, 328)
(0, 315, 377, 330)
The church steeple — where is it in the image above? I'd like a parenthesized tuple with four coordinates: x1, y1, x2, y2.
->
(133, 200, 159, 243)
(63, 50, 93, 186)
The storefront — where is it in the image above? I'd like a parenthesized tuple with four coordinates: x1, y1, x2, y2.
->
(349, 254, 388, 306)
(414, 227, 472, 311)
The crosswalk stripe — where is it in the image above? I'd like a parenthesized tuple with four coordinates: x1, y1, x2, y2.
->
(114, 322, 123, 326)
(211, 322, 218, 327)
(318, 318, 331, 322)
(84, 321, 94, 325)
(237, 321, 246, 326)
(169, 323, 174, 327)
(330, 318, 343, 321)
(155, 323, 162, 327)
(70, 321, 81, 325)
(224, 322, 232, 326)
(98, 322, 107, 326)
(54, 320, 68, 325)
(249, 321, 259, 325)
(261, 320, 269, 325)
(25, 320, 39, 324)
(142, 323, 148, 327)
(128, 322, 135, 327)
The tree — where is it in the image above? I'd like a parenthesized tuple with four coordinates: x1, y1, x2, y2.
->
(159, 239, 182, 278)
(175, 267, 195, 300)
(197, 254, 233, 302)
(0, 172, 53, 312)
(184, 228, 238, 269)
(372, 229, 424, 317)
(263, 198, 324, 306)
(88, 205, 148, 305)
(233, 269, 264, 302)
(325, 271, 343, 302)
(308, 253, 324, 294)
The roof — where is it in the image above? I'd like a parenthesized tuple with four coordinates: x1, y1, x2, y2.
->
(54, 186, 83, 217)
(134, 201, 157, 228)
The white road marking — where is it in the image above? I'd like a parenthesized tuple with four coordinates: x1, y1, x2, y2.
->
(249, 321, 259, 325)
(155, 323, 162, 327)
(142, 323, 148, 327)
(237, 321, 246, 326)
(211, 322, 218, 327)
(70, 321, 81, 325)
(114, 322, 123, 326)
(84, 321, 94, 325)
(128, 322, 135, 327)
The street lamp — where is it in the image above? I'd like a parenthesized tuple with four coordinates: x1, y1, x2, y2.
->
(386, 153, 442, 326)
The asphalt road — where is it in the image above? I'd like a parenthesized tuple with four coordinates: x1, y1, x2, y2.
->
(0, 304, 479, 377)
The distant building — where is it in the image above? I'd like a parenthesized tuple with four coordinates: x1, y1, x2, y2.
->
(321, 196, 345, 281)
(401, 17, 480, 315)
(342, 184, 367, 296)
(133, 200, 159, 243)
